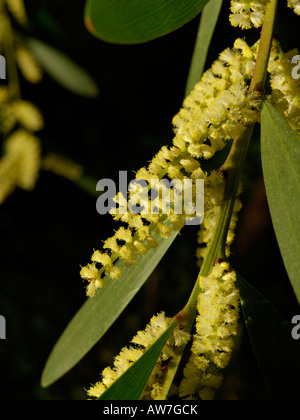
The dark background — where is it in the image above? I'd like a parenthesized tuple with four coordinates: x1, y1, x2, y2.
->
(0, 0, 299, 400)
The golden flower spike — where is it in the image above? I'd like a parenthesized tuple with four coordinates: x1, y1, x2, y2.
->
(179, 263, 240, 400)
(80, 39, 261, 298)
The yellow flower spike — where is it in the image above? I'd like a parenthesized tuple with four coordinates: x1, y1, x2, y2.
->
(87, 312, 172, 400)
(15, 45, 43, 84)
(5, 129, 41, 191)
(0, 124, 41, 203)
(81, 40, 259, 296)
(179, 262, 240, 400)
(268, 44, 300, 133)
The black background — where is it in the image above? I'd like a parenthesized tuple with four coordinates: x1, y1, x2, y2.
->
(0, 0, 299, 400)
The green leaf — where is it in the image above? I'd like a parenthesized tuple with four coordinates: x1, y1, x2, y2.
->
(26, 38, 99, 97)
(237, 274, 300, 400)
(41, 229, 179, 387)
(185, 0, 223, 96)
(84, 0, 210, 44)
(261, 101, 300, 303)
(99, 321, 177, 400)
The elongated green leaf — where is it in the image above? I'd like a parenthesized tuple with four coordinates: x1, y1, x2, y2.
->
(237, 274, 300, 400)
(261, 101, 300, 303)
(84, 0, 210, 44)
(185, 0, 223, 96)
(41, 229, 178, 387)
(99, 322, 177, 400)
(26, 38, 99, 97)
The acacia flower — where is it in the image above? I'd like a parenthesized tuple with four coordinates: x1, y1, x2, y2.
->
(87, 312, 190, 400)
(230, 0, 270, 29)
(268, 43, 300, 134)
(287, 0, 300, 15)
(0, 129, 41, 203)
(81, 39, 261, 297)
(179, 263, 240, 400)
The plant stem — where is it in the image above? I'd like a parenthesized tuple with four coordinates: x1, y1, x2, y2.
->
(158, 0, 279, 399)
(183, 0, 279, 329)
(249, 0, 278, 93)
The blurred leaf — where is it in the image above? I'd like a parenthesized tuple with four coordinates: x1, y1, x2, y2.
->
(261, 101, 300, 304)
(41, 228, 179, 387)
(99, 321, 177, 400)
(185, 0, 223, 96)
(26, 38, 99, 97)
(237, 274, 300, 400)
(84, 0, 210, 44)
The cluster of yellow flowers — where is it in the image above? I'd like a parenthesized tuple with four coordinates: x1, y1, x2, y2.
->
(0, 0, 86, 204)
(287, 0, 300, 14)
(230, 0, 270, 30)
(84, 38, 262, 399)
(0, 93, 44, 204)
(230, 0, 300, 30)
(84, 0, 300, 401)
(179, 263, 240, 400)
(196, 171, 242, 266)
(81, 39, 261, 298)
(0, 129, 41, 203)
(87, 312, 190, 400)
(0, 0, 44, 204)
(268, 43, 300, 134)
